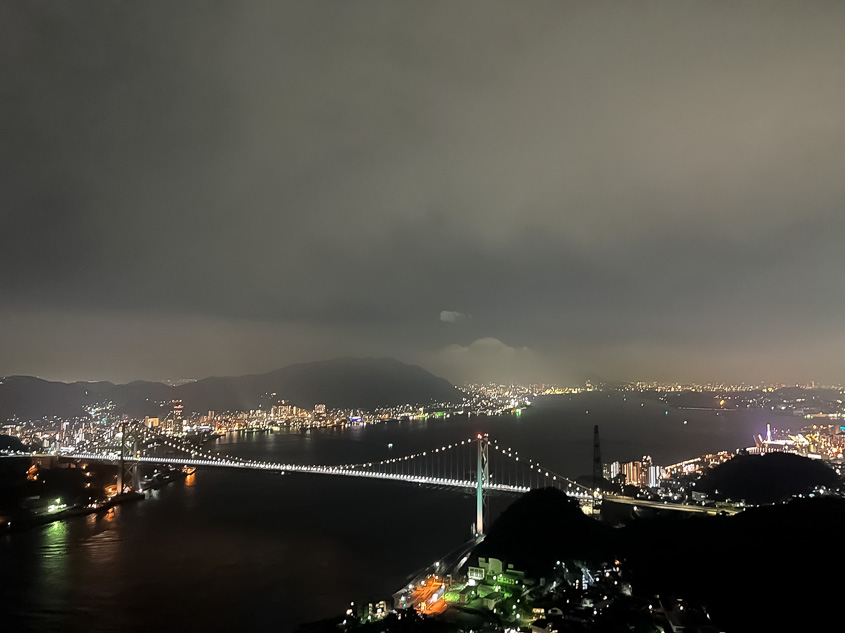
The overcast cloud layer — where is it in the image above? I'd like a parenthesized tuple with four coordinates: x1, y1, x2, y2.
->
(3, 1, 845, 385)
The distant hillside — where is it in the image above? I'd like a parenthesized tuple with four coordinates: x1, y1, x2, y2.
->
(0, 435, 27, 451)
(173, 357, 460, 413)
(0, 358, 461, 421)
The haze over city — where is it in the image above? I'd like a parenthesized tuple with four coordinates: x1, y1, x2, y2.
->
(4, 1, 845, 385)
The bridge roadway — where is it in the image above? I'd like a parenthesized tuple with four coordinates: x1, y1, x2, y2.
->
(18, 452, 740, 513)
(603, 494, 741, 515)
(59, 451, 594, 500)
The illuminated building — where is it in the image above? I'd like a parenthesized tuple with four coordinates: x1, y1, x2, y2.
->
(165, 400, 183, 433)
(608, 456, 665, 488)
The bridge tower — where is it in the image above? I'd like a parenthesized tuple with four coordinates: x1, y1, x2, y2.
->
(116, 420, 140, 494)
(475, 433, 489, 535)
(592, 425, 602, 512)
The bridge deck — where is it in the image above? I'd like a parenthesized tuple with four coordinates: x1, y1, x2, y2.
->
(56, 452, 593, 499)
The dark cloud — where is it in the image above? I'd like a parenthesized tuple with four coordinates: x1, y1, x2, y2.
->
(2, 1, 845, 384)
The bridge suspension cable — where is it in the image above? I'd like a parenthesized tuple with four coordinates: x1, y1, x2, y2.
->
(62, 421, 594, 501)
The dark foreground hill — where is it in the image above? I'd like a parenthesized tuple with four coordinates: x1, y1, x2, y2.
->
(623, 497, 845, 631)
(0, 358, 461, 420)
(474, 488, 845, 632)
(695, 451, 840, 504)
(473, 487, 616, 577)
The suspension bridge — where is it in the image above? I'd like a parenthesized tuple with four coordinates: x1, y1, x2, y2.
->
(53, 422, 597, 534)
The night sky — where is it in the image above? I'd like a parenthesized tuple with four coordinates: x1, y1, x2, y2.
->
(3, 2, 845, 385)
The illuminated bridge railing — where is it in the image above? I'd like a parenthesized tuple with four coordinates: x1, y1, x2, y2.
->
(60, 424, 595, 500)
(61, 451, 594, 500)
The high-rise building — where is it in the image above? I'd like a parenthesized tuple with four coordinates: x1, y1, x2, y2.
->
(647, 465, 663, 488)
(606, 455, 664, 488)
(622, 461, 643, 488)
(165, 400, 183, 433)
(604, 461, 622, 481)
(272, 404, 294, 419)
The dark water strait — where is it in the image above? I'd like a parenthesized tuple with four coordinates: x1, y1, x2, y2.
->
(1, 393, 784, 632)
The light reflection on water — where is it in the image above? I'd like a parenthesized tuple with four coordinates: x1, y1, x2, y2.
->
(0, 395, 777, 632)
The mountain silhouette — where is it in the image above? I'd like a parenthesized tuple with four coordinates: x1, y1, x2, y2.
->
(0, 358, 461, 420)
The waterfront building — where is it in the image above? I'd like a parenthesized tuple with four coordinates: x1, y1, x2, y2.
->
(605, 457, 665, 488)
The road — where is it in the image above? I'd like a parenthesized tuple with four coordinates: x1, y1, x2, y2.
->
(407, 576, 447, 614)
(393, 536, 481, 615)
(604, 494, 741, 515)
